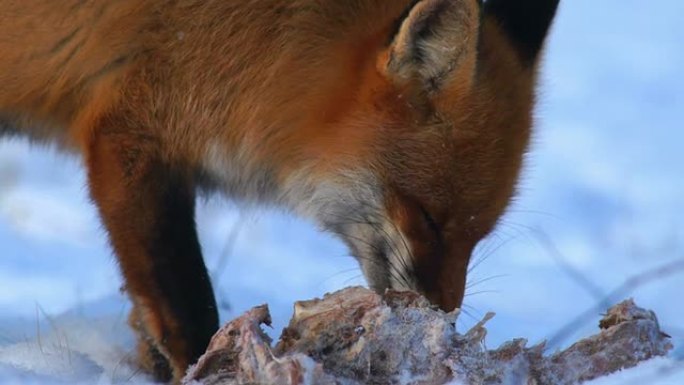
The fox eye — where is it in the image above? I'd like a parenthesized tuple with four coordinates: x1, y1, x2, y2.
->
(418, 204, 440, 236)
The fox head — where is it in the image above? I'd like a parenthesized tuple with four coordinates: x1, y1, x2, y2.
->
(283, 0, 559, 311)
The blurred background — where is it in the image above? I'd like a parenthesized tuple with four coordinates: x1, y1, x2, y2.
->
(1, 0, 683, 383)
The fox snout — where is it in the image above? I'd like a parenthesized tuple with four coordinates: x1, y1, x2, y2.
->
(319, 182, 476, 313)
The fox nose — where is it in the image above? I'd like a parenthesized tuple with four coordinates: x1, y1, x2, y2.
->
(424, 283, 464, 312)
(418, 241, 473, 312)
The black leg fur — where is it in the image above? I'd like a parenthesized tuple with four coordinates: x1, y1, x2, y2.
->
(87, 127, 218, 381)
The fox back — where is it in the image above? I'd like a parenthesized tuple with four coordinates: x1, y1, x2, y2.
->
(0, 0, 559, 382)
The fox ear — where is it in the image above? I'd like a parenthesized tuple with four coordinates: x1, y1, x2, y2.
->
(383, 0, 481, 92)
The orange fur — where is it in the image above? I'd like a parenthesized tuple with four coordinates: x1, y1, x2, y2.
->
(1, 0, 557, 382)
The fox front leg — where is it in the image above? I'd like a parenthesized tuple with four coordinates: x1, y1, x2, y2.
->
(85, 117, 218, 382)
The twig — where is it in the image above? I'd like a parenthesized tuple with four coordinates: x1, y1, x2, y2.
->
(211, 211, 245, 283)
(546, 258, 684, 350)
(534, 230, 606, 301)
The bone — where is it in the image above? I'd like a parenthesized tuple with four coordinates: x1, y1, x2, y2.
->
(183, 287, 672, 385)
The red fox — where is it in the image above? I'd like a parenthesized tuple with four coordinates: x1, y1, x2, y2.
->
(0, 0, 559, 382)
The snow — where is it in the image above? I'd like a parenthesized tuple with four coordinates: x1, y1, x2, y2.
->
(1, 0, 683, 384)
(0, 295, 148, 384)
(587, 358, 684, 385)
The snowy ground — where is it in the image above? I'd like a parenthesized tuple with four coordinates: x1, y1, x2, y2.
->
(1, 1, 683, 384)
